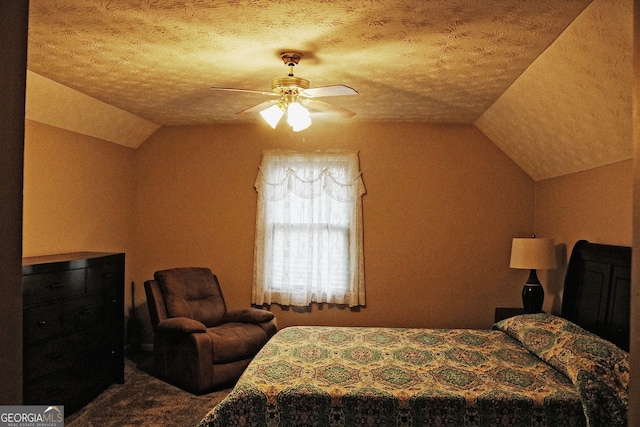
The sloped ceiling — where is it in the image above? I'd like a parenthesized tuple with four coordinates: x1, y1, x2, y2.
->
(477, 0, 633, 181)
(25, 0, 632, 180)
(25, 71, 160, 148)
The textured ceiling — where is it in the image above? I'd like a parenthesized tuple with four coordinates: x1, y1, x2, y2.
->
(477, 0, 633, 181)
(26, 0, 633, 180)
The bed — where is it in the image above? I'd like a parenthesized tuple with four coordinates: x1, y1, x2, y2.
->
(197, 240, 630, 427)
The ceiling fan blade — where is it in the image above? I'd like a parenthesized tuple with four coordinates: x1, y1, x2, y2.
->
(302, 85, 358, 98)
(237, 99, 279, 115)
(211, 87, 276, 96)
(302, 98, 356, 118)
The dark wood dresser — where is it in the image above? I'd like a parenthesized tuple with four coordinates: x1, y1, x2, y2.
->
(22, 252, 125, 414)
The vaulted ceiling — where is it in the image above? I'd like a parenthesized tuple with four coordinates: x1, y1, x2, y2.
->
(25, 0, 632, 181)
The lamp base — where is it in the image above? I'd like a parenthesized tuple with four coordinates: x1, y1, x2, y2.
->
(522, 283, 544, 313)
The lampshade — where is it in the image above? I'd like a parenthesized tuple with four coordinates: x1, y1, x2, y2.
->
(286, 101, 311, 132)
(259, 104, 284, 129)
(510, 237, 557, 270)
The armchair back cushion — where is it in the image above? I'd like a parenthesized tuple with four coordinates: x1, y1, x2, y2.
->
(154, 268, 226, 327)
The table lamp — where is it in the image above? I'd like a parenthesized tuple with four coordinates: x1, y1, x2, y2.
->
(510, 236, 557, 312)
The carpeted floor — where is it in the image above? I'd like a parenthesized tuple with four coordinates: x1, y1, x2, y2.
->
(64, 352, 231, 427)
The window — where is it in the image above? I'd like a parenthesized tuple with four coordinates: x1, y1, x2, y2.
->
(252, 150, 366, 307)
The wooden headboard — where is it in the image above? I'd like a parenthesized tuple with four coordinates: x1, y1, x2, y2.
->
(561, 240, 632, 351)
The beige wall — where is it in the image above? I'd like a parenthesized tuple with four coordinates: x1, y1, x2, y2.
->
(132, 121, 533, 333)
(22, 120, 136, 284)
(21, 118, 634, 346)
(534, 160, 633, 314)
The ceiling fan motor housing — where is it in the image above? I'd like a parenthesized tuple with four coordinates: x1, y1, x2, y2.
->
(271, 76, 310, 95)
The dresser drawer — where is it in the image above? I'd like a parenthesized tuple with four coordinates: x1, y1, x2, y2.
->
(63, 293, 105, 333)
(24, 303, 62, 343)
(86, 262, 124, 293)
(24, 368, 86, 406)
(23, 269, 85, 306)
(24, 332, 86, 382)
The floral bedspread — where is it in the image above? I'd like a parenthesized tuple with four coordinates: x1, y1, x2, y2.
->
(196, 317, 622, 427)
(494, 313, 628, 427)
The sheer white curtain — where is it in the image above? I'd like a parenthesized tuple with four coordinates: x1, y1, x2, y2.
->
(252, 150, 366, 307)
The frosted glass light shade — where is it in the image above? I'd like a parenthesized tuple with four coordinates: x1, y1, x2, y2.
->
(260, 105, 284, 129)
(287, 102, 311, 132)
(510, 237, 557, 270)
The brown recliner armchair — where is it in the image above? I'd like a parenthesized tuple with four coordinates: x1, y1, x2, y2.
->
(144, 267, 277, 394)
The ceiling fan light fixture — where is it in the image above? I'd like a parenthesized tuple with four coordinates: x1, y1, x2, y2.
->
(213, 51, 356, 131)
(287, 101, 311, 132)
(259, 104, 284, 129)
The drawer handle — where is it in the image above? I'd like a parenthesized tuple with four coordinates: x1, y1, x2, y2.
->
(102, 273, 114, 279)
(37, 320, 47, 327)
(82, 308, 99, 315)
(49, 282, 65, 289)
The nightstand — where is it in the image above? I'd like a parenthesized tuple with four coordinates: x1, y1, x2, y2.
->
(494, 307, 528, 323)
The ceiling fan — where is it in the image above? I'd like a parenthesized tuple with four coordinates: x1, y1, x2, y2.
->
(211, 52, 358, 131)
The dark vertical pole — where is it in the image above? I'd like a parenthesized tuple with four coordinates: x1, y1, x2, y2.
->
(0, 1, 29, 404)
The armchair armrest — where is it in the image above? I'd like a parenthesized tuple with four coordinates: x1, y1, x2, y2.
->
(224, 308, 275, 324)
(157, 317, 207, 334)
